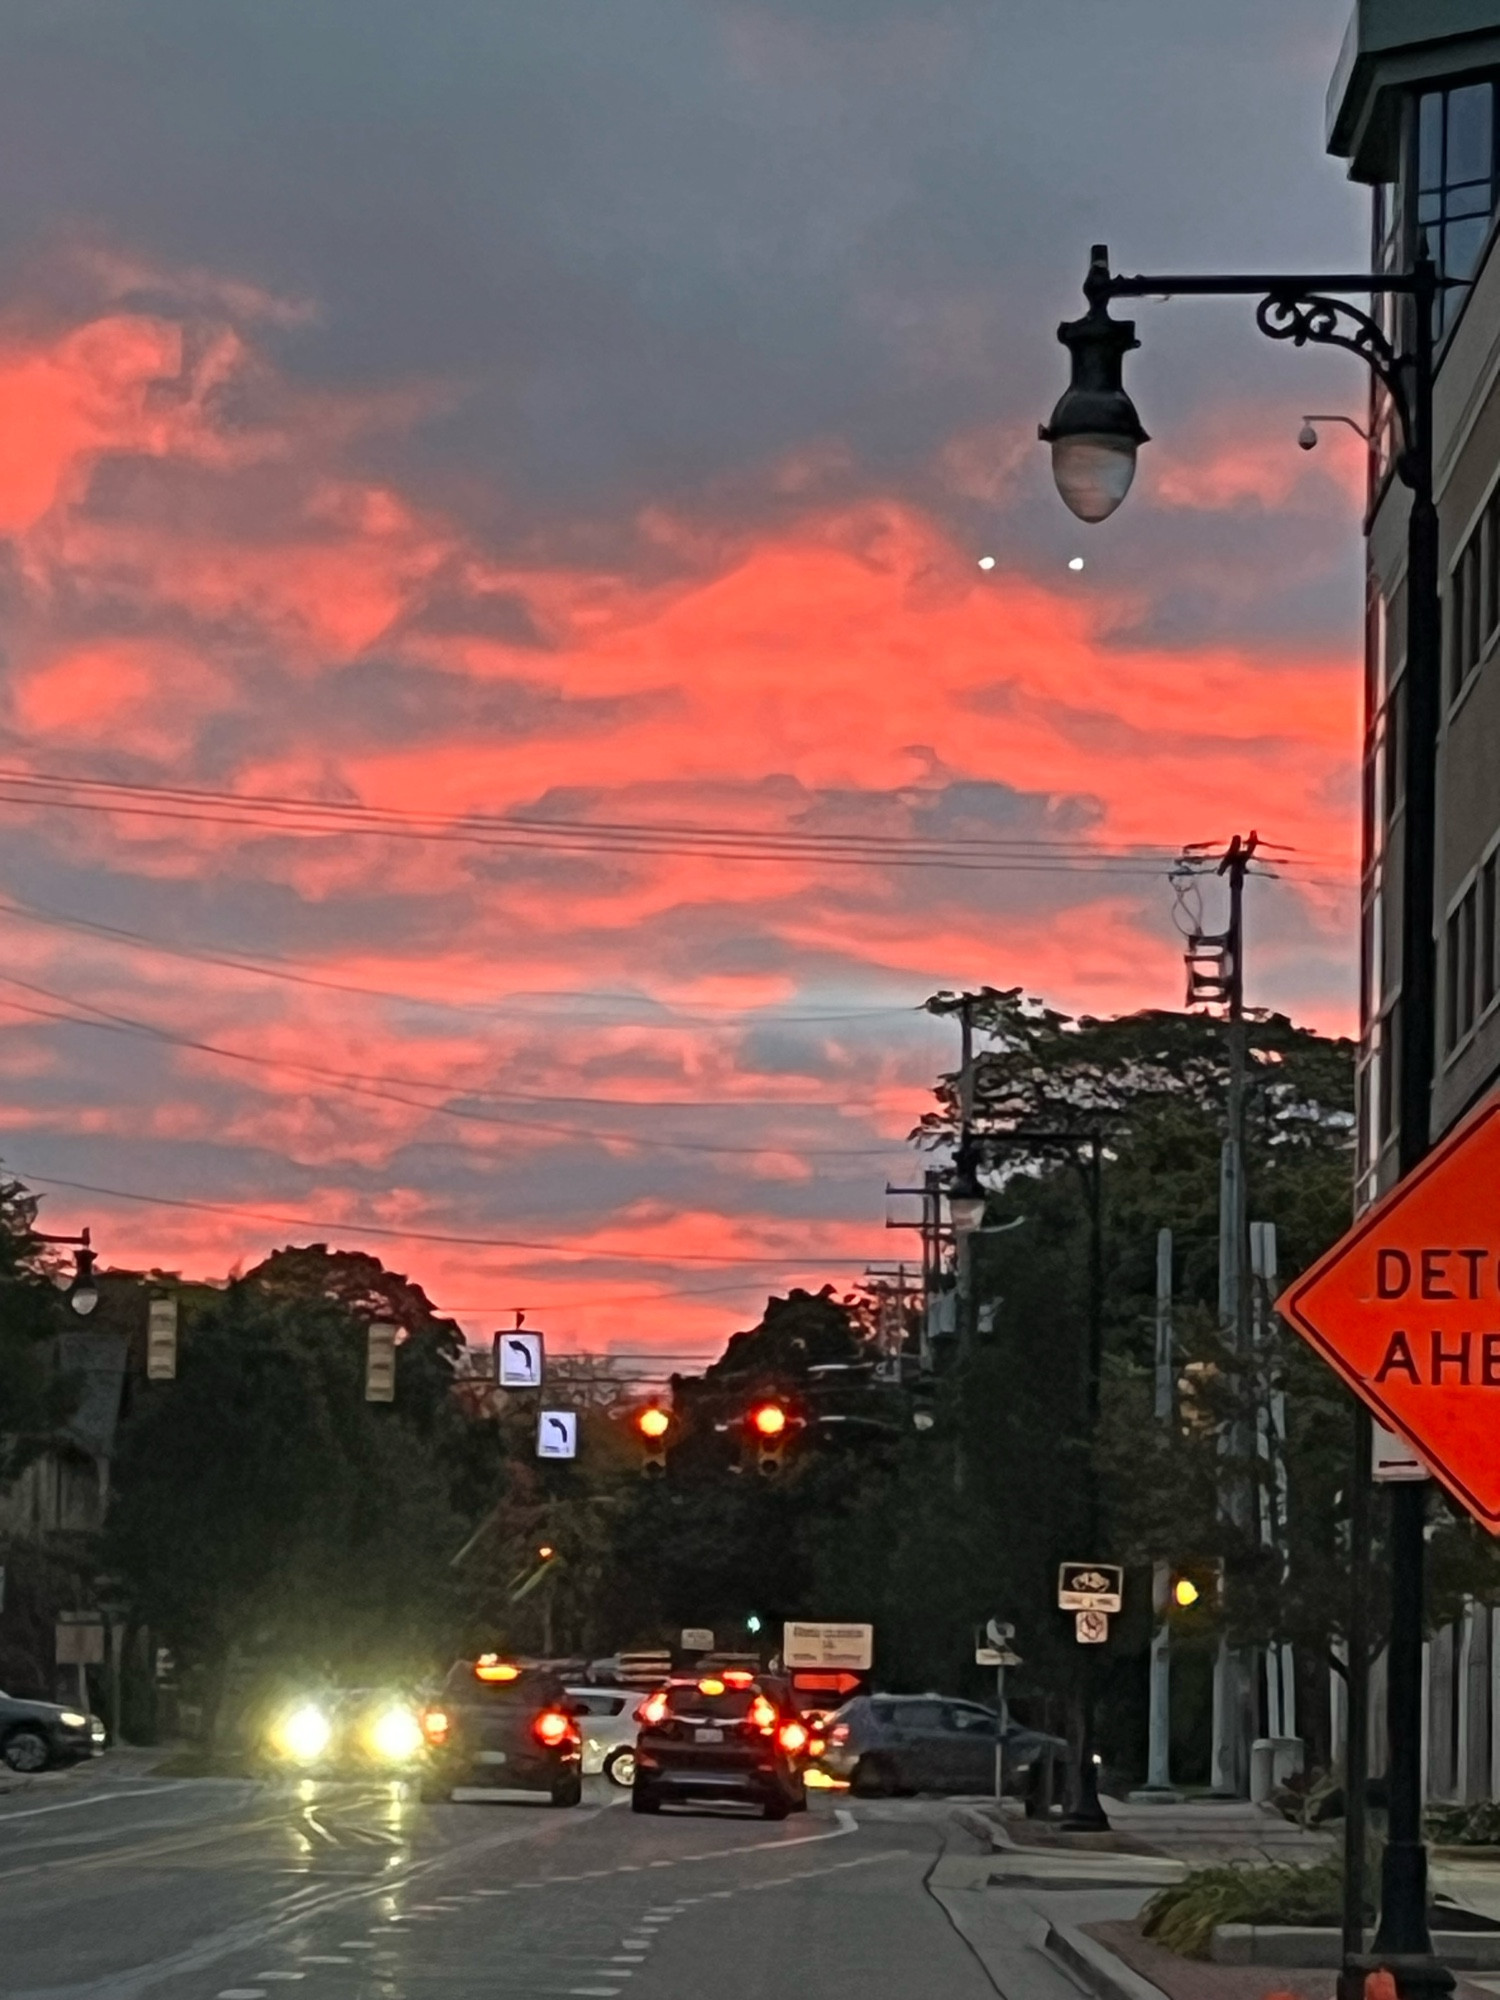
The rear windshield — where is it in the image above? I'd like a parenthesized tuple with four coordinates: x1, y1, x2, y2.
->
(443, 1662, 564, 1705)
(663, 1682, 760, 1720)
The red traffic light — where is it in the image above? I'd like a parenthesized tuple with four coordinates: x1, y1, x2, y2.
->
(636, 1406, 671, 1440)
(750, 1403, 787, 1438)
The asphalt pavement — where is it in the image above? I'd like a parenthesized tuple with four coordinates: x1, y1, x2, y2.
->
(0, 1769, 1139, 2000)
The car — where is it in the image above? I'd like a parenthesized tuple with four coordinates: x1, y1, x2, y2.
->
(258, 1686, 427, 1775)
(565, 1685, 640, 1786)
(813, 1694, 1068, 1798)
(418, 1656, 582, 1806)
(631, 1670, 804, 1820)
(0, 1689, 106, 1772)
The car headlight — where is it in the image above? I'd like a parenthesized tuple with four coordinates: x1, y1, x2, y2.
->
(59, 1710, 87, 1727)
(272, 1703, 332, 1762)
(368, 1705, 424, 1763)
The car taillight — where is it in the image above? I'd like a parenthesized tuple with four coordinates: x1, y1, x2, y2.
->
(777, 1720, 808, 1754)
(828, 1723, 849, 1744)
(534, 1710, 575, 1748)
(748, 1693, 777, 1733)
(636, 1691, 668, 1726)
(809, 1737, 826, 1757)
(421, 1708, 450, 1744)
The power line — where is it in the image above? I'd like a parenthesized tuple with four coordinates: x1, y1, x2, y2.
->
(17, 1167, 876, 1267)
(0, 891, 929, 1027)
(0, 983, 911, 1159)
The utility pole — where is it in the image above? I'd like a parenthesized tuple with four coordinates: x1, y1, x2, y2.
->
(1181, 831, 1258, 1796)
(1141, 1227, 1176, 1796)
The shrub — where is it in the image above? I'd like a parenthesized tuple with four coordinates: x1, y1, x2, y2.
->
(1427, 1801, 1500, 1845)
(1141, 1858, 1346, 1958)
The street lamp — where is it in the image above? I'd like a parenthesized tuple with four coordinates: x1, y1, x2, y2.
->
(1039, 248, 1150, 522)
(1042, 242, 1446, 2000)
(36, 1227, 99, 1316)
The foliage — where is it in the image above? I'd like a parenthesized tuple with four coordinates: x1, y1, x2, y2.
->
(0, 1169, 84, 1490)
(105, 1275, 465, 1732)
(1426, 1800, 1500, 1845)
(1140, 1859, 1348, 1957)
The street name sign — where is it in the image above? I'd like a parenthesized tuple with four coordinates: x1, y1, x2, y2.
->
(1278, 1091, 1500, 1530)
(680, 1627, 715, 1652)
(535, 1409, 578, 1459)
(1058, 1563, 1123, 1613)
(782, 1621, 874, 1670)
(497, 1330, 545, 1388)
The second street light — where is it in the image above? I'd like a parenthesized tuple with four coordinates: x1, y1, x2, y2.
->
(1040, 242, 1448, 2000)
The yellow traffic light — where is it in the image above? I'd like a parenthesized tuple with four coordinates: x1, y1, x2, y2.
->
(1172, 1577, 1200, 1609)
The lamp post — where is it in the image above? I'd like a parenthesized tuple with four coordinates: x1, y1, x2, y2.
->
(1041, 244, 1446, 2000)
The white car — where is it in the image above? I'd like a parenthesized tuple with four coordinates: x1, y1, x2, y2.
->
(566, 1687, 640, 1786)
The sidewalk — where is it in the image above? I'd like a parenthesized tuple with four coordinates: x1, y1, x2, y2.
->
(953, 1794, 1500, 2000)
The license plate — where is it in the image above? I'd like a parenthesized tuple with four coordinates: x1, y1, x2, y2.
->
(477, 1749, 508, 1765)
(694, 1727, 724, 1743)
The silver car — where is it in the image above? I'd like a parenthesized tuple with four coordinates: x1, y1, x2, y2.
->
(565, 1686, 640, 1786)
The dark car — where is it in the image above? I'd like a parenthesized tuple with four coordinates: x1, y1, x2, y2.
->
(417, 1658, 582, 1806)
(815, 1694, 1067, 1798)
(0, 1689, 106, 1772)
(632, 1671, 803, 1820)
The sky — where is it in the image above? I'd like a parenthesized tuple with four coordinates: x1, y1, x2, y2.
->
(0, 0, 1370, 1360)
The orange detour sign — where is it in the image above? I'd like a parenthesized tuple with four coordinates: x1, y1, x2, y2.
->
(1278, 1091, 1500, 1531)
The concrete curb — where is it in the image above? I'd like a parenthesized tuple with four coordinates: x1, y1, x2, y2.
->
(1211, 1925, 1500, 1971)
(1045, 1922, 1171, 2000)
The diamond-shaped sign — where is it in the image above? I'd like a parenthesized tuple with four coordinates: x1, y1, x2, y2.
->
(1278, 1091, 1500, 1531)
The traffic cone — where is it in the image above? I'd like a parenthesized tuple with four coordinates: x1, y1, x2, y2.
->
(1364, 1972, 1399, 2000)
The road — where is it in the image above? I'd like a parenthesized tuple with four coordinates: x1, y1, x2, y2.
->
(0, 1769, 1147, 2000)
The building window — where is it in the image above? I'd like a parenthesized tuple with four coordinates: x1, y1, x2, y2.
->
(1418, 79, 1498, 332)
(1446, 880, 1481, 1050)
(1448, 482, 1500, 698)
(1385, 674, 1405, 817)
(1483, 853, 1499, 1016)
(1377, 999, 1399, 1148)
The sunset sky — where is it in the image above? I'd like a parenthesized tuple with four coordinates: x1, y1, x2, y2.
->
(0, 0, 1369, 1360)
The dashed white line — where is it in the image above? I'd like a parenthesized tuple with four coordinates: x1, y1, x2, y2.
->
(218, 1989, 266, 1998)
(253, 1974, 306, 1983)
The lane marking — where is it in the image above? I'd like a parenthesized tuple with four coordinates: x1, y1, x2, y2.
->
(336, 1941, 376, 1949)
(0, 1783, 193, 1825)
(253, 1973, 305, 1981)
(218, 1990, 266, 1998)
(299, 1956, 352, 1965)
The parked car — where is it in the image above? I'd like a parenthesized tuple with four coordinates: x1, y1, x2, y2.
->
(0, 1689, 106, 1772)
(632, 1670, 803, 1819)
(565, 1685, 640, 1786)
(814, 1694, 1067, 1798)
(417, 1657, 583, 1806)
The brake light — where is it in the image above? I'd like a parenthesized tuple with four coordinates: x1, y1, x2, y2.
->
(722, 1670, 754, 1688)
(697, 1676, 726, 1696)
(809, 1737, 826, 1757)
(777, 1720, 808, 1754)
(421, 1708, 450, 1743)
(475, 1657, 521, 1682)
(637, 1690, 668, 1726)
(534, 1710, 575, 1747)
(748, 1693, 777, 1733)
(828, 1723, 849, 1744)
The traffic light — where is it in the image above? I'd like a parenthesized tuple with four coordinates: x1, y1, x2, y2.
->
(634, 1405, 672, 1475)
(147, 1296, 178, 1381)
(749, 1402, 787, 1476)
(365, 1319, 397, 1402)
(1156, 1557, 1224, 1623)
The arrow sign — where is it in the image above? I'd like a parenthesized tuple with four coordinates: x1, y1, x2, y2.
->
(496, 1330, 544, 1388)
(1279, 1090, 1500, 1531)
(536, 1410, 578, 1460)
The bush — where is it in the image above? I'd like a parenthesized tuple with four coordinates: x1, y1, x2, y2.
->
(1141, 1859, 1346, 1958)
(1427, 1800, 1500, 1845)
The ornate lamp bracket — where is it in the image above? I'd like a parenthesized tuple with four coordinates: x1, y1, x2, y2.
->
(1255, 289, 1415, 486)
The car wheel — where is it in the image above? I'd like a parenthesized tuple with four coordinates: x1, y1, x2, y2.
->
(2, 1728, 51, 1774)
(550, 1772, 583, 1808)
(762, 1797, 791, 1821)
(851, 1754, 894, 1798)
(631, 1782, 661, 1814)
(603, 1747, 636, 1788)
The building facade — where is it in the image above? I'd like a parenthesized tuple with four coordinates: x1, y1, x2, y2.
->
(1329, 0, 1500, 1804)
